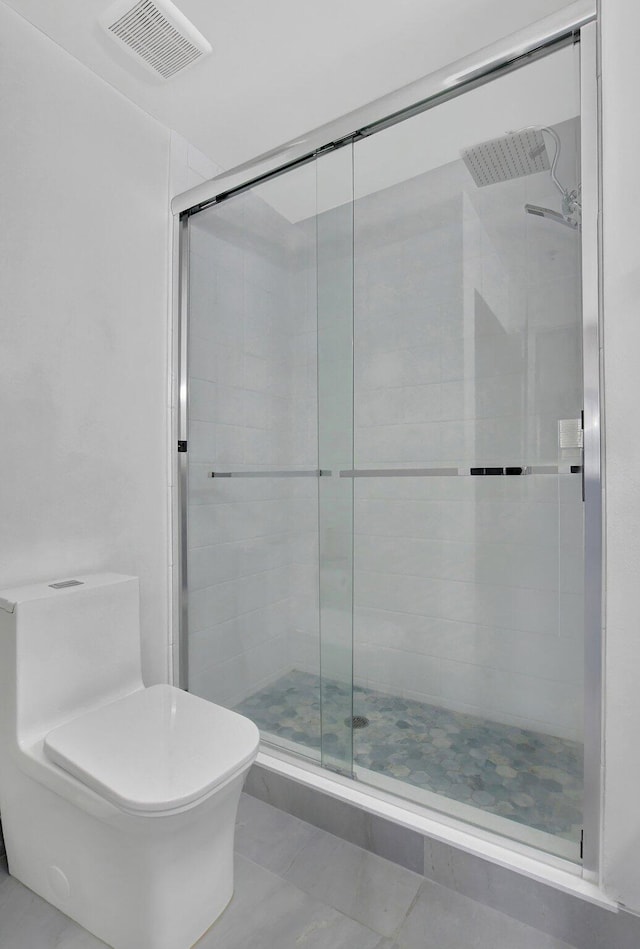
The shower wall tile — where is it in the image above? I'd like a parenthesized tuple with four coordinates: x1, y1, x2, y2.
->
(189, 620, 247, 670)
(356, 571, 441, 617)
(354, 498, 443, 539)
(439, 498, 560, 548)
(353, 608, 578, 686)
(190, 631, 288, 709)
(357, 422, 444, 465)
(288, 630, 320, 676)
(356, 345, 442, 391)
(187, 419, 217, 463)
(354, 536, 443, 581)
(189, 601, 292, 670)
(188, 541, 244, 588)
(357, 383, 443, 427)
(356, 643, 441, 699)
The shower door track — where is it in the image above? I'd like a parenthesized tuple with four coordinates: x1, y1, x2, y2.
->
(172, 0, 602, 889)
(175, 26, 575, 215)
(172, 3, 595, 219)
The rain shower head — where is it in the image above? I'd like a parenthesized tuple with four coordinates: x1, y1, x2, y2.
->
(460, 129, 550, 187)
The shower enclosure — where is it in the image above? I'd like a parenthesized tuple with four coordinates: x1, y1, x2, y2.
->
(175, 11, 600, 869)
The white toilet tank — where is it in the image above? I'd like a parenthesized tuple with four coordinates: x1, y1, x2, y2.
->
(0, 574, 144, 747)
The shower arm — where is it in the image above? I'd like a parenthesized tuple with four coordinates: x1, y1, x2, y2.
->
(540, 126, 565, 197)
(514, 125, 581, 212)
(541, 126, 582, 216)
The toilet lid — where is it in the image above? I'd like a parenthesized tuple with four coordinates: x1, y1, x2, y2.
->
(43, 684, 260, 814)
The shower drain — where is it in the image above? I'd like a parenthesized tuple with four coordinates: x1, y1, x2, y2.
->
(346, 715, 370, 729)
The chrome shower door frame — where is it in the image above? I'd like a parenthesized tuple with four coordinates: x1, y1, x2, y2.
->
(578, 19, 603, 880)
(176, 212, 190, 692)
(173, 0, 602, 877)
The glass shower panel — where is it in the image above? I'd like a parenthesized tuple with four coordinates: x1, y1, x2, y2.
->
(350, 43, 584, 857)
(186, 162, 323, 762)
(316, 145, 355, 775)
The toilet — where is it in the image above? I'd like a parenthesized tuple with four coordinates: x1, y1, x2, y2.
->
(0, 573, 259, 949)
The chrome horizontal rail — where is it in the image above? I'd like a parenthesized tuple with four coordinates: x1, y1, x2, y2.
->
(339, 467, 458, 478)
(209, 465, 582, 479)
(339, 465, 582, 478)
(209, 469, 331, 478)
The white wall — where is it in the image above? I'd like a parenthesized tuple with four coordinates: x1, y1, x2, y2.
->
(600, 0, 640, 913)
(0, 3, 171, 684)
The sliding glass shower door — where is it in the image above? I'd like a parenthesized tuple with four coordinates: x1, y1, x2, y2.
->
(185, 149, 356, 774)
(182, 34, 589, 862)
(186, 162, 323, 760)
(349, 41, 584, 857)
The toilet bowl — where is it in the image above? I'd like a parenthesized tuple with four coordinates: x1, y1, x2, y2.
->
(0, 573, 259, 949)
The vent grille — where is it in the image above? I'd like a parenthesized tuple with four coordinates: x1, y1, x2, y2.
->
(104, 0, 211, 79)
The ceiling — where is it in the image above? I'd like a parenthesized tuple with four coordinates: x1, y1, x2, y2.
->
(4, 0, 575, 172)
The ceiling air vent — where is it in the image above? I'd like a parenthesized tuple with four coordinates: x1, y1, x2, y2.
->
(100, 0, 212, 80)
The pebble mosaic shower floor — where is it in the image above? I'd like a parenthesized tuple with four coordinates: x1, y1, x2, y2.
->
(236, 669, 583, 844)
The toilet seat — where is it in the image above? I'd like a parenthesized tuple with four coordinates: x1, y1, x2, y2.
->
(43, 684, 260, 816)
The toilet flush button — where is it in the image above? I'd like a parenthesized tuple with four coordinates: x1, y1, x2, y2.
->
(47, 865, 71, 900)
(48, 580, 84, 589)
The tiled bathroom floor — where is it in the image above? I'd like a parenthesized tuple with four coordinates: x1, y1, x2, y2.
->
(236, 669, 583, 842)
(0, 794, 577, 949)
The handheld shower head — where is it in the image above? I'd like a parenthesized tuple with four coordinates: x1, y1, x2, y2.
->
(524, 203, 578, 229)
